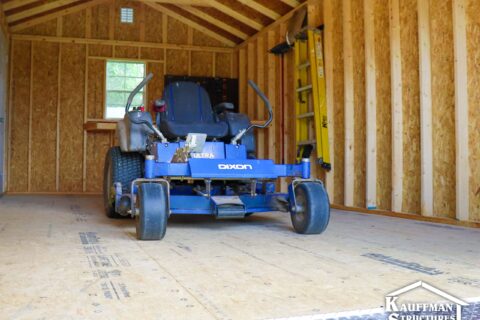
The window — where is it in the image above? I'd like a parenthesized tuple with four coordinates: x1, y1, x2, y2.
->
(105, 61, 145, 119)
(120, 7, 134, 23)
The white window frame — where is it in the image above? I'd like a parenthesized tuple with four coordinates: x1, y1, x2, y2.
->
(120, 7, 134, 24)
(104, 60, 146, 119)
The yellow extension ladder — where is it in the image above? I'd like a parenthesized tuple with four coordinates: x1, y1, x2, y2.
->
(294, 28, 331, 170)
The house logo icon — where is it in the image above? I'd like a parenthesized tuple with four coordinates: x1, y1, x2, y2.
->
(385, 281, 468, 320)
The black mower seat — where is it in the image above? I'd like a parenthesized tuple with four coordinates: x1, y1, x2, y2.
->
(159, 81, 228, 139)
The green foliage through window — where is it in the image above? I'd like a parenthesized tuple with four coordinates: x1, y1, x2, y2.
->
(105, 61, 145, 119)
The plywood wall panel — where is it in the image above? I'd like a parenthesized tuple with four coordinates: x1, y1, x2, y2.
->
(86, 132, 111, 192)
(18, 19, 57, 36)
(246, 42, 256, 119)
(255, 36, 265, 159)
(238, 48, 246, 113)
(277, 29, 284, 165)
(266, 30, 278, 163)
(466, 0, 480, 221)
(285, 51, 296, 165)
(374, 0, 392, 210)
(215, 53, 232, 78)
(166, 49, 189, 75)
(8, 40, 31, 192)
(146, 62, 164, 106)
(140, 48, 164, 61)
(167, 17, 188, 45)
(115, 46, 139, 59)
(430, 0, 456, 218)
(91, 3, 110, 40)
(352, 0, 366, 208)
(62, 11, 86, 38)
(87, 59, 105, 119)
(333, 0, 345, 204)
(144, 7, 163, 44)
(30, 42, 58, 192)
(400, 0, 421, 214)
(89, 44, 113, 57)
(59, 44, 86, 192)
(231, 51, 238, 78)
(262, 34, 269, 159)
(191, 51, 213, 77)
(192, 30, 227, 48)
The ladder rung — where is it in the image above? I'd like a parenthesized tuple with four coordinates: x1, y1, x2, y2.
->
(296, 112, 314, 119)
(296, 84, 312, 93)
(297, 140, 316, 146)
(297, 61, 310, 69)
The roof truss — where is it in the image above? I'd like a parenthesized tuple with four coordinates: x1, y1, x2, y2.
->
(236, 0, 280, 20)
(2, 0, 303, 45)
(7, 0, 80, 23)
(3, 0, 38, 11)
(143, 1, 236, 46)
(180, 5, 249, 40)
(9, 0, 110, 32)
(201, 0, 263, 31)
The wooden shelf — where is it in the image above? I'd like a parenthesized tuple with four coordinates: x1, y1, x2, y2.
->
(83, 120, 117, 132)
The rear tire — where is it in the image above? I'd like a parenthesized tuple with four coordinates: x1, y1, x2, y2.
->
(103, 147, 144, 218)
(136, 183, 169, 240)
(290, 182, 330, 234)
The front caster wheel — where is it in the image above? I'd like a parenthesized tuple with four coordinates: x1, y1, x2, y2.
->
(136, 183, 169, 240)
(290, 182, 330, 234)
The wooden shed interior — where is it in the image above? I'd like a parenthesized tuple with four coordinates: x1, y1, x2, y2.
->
(0, 0, 479, 224)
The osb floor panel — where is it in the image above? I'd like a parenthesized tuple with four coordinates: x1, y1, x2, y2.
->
(0, 195, 479, 320)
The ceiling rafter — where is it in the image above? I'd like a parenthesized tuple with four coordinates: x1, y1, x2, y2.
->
(202, 0, 263, 31)
(7, 0, 80, 23)
(180, 5, 249, 40)
(143, 1, 236, 47)
(133, 0, 211, 6)
(236, 0, 280, 20)
(236, 1, 306, 49)
(281, 0, 300, 8)
(10, 0, 109, 32)
(3, 0, 40, 12)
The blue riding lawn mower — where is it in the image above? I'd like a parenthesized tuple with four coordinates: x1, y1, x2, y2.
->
(103, 73, 330, 240)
